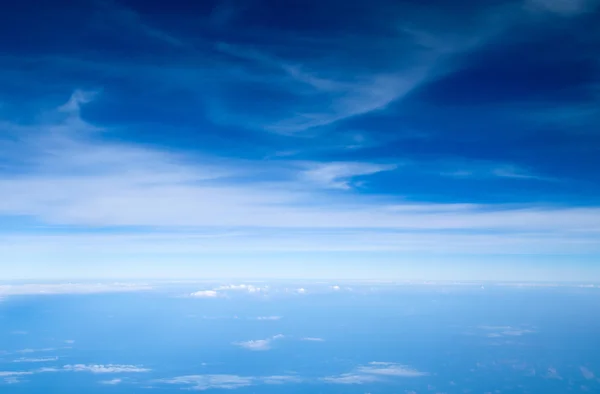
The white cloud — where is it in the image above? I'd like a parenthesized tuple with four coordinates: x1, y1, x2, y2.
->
(301, 337, 325, 342)
(331, 285, 340, 290)
(0, 372, 33, 377)
(13, 357, 59, 363)
(296, 288, 307, 294)
(255, 316, 282, 321)
(212, 43, 430, 134)
(233, 335, 284, 351)
(261, 375, 302, 385)
(157, 374, 254, 391)
(322, 373, 381, 384)
(357, 363, 428, 377)
(215, 284, 263, 293)
(62, 364, 150, 373)
(14, 348, 57, 354)
(1, 91, 600, 279)
(477, 326, 536, 338)
(190, 290, 219, 298)
(156, 374, 301, 391)
(323, 362, 427, 384)
(0, 283, 151, 296)
(3, 377, 22, 384)
(300, 162, 396, 190)
(234, 339, 271, 351)
(100, 378, 123, 385)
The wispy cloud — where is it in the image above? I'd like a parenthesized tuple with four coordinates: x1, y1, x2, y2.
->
(190, 284, 267, 298)
(526, 0, 599, 15)
(157, 374, 254, 391)
(1, 90, 600, 281)
(300, 162, 396, 190)
(0, 283, 151, 296)
(357, 362, 428, 377)
(156, 373, 303, 391)
(323, 362, 427, 384)
(61, 364, 149, 374)
(14, 348, 58, 354)
(211, 43, 431, 134)
(322, 373, 381, 384)
(13, 357, 59, 363)
(215, 284, 264, 293)
(0, 372, 33, 377)
(545, 367, 562, 380)
(300, 337, 325, 342)
(2, 376, 23, 384)
(100, 378, 123, 385)
(476, 325, 536, 338)
(580, 366, 595, 380)
(233, 334, 285, 351)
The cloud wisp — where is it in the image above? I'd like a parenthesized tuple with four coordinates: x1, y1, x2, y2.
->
(155, 373, 301, 391)
(323, 362, 427, 384)
(0, 363, 150, 385)
(233, 334, 285, 351)
(0, 283, 152, 296)
(476, 325, 537, 338)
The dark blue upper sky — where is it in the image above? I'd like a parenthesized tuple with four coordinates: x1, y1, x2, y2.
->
(0, 0, 599, 280)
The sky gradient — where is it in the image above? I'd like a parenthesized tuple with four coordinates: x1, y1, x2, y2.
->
(1, 0, 600, 280)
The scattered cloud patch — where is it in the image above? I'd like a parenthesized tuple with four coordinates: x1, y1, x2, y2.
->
(261, 375, 302, 385)
(0, 372, 33, 377)
(215, 284, 264, 293)
(255, 316, 282, 321)
(2, 376, 22, 384)
(156, 374, 302, 391)
(476, 326, 536, 338)
(580, 367, 595, 380)
(62, 364, 150, 374)
(545, 367, 562, 380)
(190, 290, 219, 298)
(156, 374, 254, 391)
(323, 362, 427, 384)
(13, 357, 58, 363)
(322, 373, 381, 385)
(233, 335, 284, 351)
(301, 337, 325, 342)
(100, 378, 123, 385)
(14, 348, 57, 354)
(358, 362, 428, 377)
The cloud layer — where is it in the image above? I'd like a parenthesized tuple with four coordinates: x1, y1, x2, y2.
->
(1, 0, 599, 280)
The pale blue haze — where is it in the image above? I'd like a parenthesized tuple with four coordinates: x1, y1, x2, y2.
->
(1, 283, 599, 393)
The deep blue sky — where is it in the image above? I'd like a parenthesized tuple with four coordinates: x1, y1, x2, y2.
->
(0, 0, 599, 280)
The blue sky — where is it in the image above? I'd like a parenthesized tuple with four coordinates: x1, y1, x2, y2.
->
(1, 0, 599, 280)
